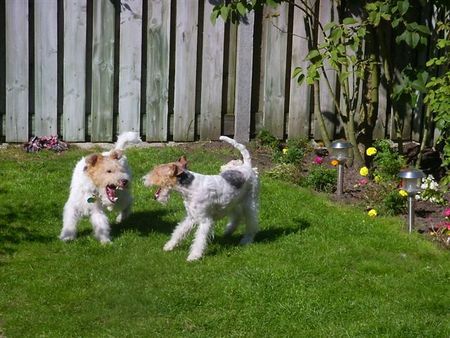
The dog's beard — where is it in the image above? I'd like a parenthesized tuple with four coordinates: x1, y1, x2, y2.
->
(154, 187, 170, 205)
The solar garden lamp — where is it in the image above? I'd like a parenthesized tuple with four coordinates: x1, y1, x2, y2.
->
(398, 168, 425, 233)
(329, 140, 353, 196)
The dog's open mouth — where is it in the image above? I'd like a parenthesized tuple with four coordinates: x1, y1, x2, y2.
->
(106, 185, 119, 203)
(154, 187, 161, 200)
(154, 187, 170, 204)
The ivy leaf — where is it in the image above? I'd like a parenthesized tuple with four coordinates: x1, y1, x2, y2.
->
(296, 73, 305, 85)
(236, 2, 247, 16)
(220, 5, 230, 21)
(292, 66, 303, 79)
(323, 22, 336, 31)
(343, 17, 357, 25)
(306, 49, 320, 61)
(397, 0, 410, 15)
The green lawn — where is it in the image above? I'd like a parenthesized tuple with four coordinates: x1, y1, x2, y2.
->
(0, 144, 449, 337)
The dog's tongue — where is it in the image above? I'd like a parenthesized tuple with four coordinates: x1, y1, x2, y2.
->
(154, 187, 161, 200)
(106, 185, 117, 202)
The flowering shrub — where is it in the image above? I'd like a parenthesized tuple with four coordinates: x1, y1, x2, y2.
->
(371, 140, 406, 181)
(429, 208, 450, 247)
(302, 165, 337, 193)
(416, 175, 447, 205)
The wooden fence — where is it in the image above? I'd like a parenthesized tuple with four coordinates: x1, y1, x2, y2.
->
(0, 0, 431, 143)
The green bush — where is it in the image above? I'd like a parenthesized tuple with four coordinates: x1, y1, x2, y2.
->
(381, 190, 407, 215)
(372, 140, 406, 181)
(302, 165, 337, 193)
(273, 138, 310, 165)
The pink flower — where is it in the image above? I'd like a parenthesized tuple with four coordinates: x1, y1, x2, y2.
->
(313, 156, 324, 165)
(443, 208, 450, 219)
(358, 178, 369, 186)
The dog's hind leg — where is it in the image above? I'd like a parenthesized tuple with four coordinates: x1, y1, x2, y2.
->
(240, 202, 259, 245)
(60, 205, 79, 241)
(164, 216, 195, 252)
(90, 211, 111, 243)
(224, 206, 243, 236)
(187, 218, 213, 261)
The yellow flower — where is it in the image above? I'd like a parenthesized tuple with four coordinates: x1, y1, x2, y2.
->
(282, 148, 288, 154)
(330, 159, 339, 166)
(368, 209, 377, 217)
(359, 166, 369, 176)
(366, 147, 377, 156)
(374, 175, 382, 183)
(399, 189, 408, 197)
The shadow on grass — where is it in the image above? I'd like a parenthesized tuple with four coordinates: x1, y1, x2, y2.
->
(0, 203, 55, 258)
(209, 217, 311, 256)
(111, 209, 175, 238)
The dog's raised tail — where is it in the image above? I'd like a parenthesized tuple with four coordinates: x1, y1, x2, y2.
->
(219, 136, 251, 166)
(114, 131, 141, 150)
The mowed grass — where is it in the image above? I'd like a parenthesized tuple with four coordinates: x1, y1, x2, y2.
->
(0, 144, 449, 337)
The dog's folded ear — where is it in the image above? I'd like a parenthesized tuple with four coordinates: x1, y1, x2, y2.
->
(85, 154, 100, 168)
(110, 150, 123, 160)
(177, 156, 188, 169)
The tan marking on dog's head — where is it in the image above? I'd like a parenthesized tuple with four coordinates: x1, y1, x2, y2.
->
(142, 156, 188, 204)
(84, 152, 129, 203)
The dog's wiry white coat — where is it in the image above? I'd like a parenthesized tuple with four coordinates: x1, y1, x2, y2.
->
(60, 132, 141, 243)
(146, 136, 259, 261)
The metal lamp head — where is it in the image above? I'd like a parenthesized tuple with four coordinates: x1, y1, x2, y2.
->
(329, 140, 353, 163)
(398, 168, 425, 195)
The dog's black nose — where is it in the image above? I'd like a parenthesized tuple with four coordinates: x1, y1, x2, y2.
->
(120, 179, 129, 187)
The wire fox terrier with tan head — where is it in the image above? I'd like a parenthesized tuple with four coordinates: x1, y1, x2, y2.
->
(143, 136, 259, 261)
(60, 132, 141, 243)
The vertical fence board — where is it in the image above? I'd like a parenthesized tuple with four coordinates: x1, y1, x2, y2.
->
(262, 3, 289, 139)
(5, 0, 29, 142)
(234, 12, 255, 143)
(200, 0, 224, 140)
(173, 0, 198, 141)
(91, 0, 115, 142)
(315, 0, 337, 140)
(146, 0, 170, 141)
(63, 0, 87, 142)
(34, 0, 58, 137)
(0, 0, 5, 140)
(118, 0, 142, 133)
(288, 1, 311, 138)
(226, 23, 238, 116)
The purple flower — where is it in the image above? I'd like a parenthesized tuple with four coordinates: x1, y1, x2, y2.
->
(313, 156, 324, 165)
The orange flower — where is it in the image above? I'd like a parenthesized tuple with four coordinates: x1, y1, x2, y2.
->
(331, 159, 339, 166)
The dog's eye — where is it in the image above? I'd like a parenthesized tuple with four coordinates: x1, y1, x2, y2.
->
(106, 170, 112, 173)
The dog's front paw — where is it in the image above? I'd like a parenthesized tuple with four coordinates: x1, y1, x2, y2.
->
(240, 234, 254, 245)
(187, 253, 202, 262)
(59, 231, 76, 242)
(163, 241, 176, 251)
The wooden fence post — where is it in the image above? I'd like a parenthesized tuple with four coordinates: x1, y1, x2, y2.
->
(173, 0, 198, 141)
(34, 0, 58, 137)
(91, 0, 115, 142)
(288, 0, 312, 139)
(200, 0, 225, 140)
(146, 0, 171, 142)
(5, 0, 29, 142)
(263, 3, 289, 139)
(63, 0, 87, 142)
(118, 0, 142, 134)
(234, 12, 255, 143)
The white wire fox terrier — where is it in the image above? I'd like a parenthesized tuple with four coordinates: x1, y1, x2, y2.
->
(60, 132, 141, 243)
(143, 136, 260, 261)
